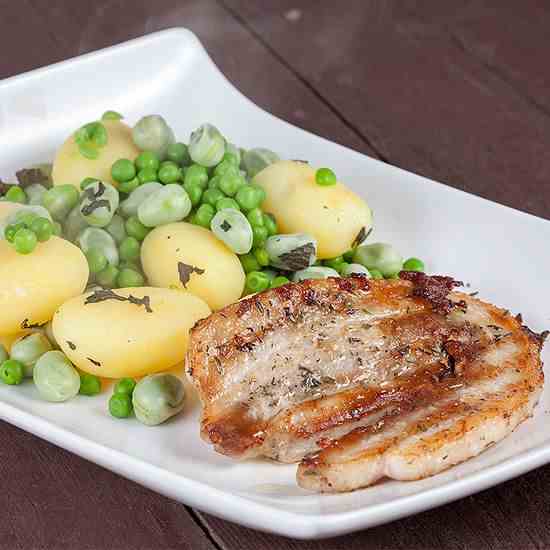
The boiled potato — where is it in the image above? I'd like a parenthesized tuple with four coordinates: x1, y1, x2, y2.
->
(53, 287, 210, 378)
(52, 120, 140, 188)
(141, 223, 245, 310)
(254, 160, 372, 259)
(0, 237, 89, 335)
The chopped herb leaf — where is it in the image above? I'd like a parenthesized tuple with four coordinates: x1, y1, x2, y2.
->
(81, 198, 111, 216)
(292, 159, 309, 163)
(66, 341, 77, 350)
(178, 262, 205, 288)
(87, 357, 101, 367)
(16, 168, 50, 188)
(84, 289, 153, 313)
(278, 242, 316, 271)
(352, 226, 371, 248)
(20, 318, 45, 330)
(220, 220, 232, 232)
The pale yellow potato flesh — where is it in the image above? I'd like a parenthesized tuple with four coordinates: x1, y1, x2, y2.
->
(141, 222, 245, 311)
(254, 160, 373, 259)
(53, 287, 211, 379)
(51, 120, 140, 188)
(0, 237, 89, 335)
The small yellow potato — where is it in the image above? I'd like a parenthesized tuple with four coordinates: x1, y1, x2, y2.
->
(141, 223, 245, 310)
(53, 287, 211, 378)
(51, 120, 140, 188)
(0, 237, 89, 335)
(254, 160, 373, 259)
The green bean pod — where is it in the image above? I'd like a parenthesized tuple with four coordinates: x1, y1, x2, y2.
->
(341, 263, 372, 277)
(79, 181, 119, 227)
(10, 332, 53, 377)
(188, 124, 226, 167)
(210, 208, 253, 254)
(353, 243, 403, 277)
(292, 266, 340, 282)
(78, 227, 119, 267)
(33, 351, 80, 402)
(132, 115, 175, 160)
(120, 182, 163, 218)
(242, 148, 280, 178)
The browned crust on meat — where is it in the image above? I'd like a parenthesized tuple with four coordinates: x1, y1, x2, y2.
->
(186, 276, 545, 463)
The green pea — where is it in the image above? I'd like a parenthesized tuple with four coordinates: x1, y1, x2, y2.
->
(125, 216, 149, 241)
(195, 204, 215, 228)
(252, 225, 268, 248)
(216, 197, 240, 212)
(188, 123, 225, 168)
(184, 164, 209, 189)
(315, 167, 337, 186)
(118, 176, 140, 195)
(183, 182, 203, 207)
(166, 142, 189, 165)
(16, 211, 38, 226)
(235, 185, 262, 211)
(158, 162, 181, 184)
(0, 359, 24, 385)
(29, 217, 54, 242)
(219, 171, 245, 196)
(245, 271, 270, 294)
(132, 373, 185, 426)
(253, 247, 270, 267)
(138, 167, 158, 185)
(214, 160, 238, 178)
(95, 264, 120, 288)
(114, 377, 136, 396)
(369, 268, 384, 279)
(102, 110, 123, 121)
(262, 269, 277, 281)
(33, 351, 80, 402)
(0, 345, 8, 364)
(224, 143, 241, 166)
(79, 373, 101, 396)
(43, 184, 80, 221)
(111, 159, 136, 183)
(4, 223, 25, 243)
(239, 253, 260, 273)
(208, 175, 221, 190)
(117, 267, 144, 288)
(85, 248, 107, 273)
(202, 188, 225, 208)
(5, 186, 27, 204)
(135, 151, 160, 172)
(119, 236, 141, 262)
(263, 213, 278, 236)
(14, 227, 37, 254)
(271, 276, 290, 288)
(246, 208, 264, 228)
(109, 393, 133, 418)
(323, 256, 345, 271)
(80, 177, 98, 190)
(403, 257, 425, 272)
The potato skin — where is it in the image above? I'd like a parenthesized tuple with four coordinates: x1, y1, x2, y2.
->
(0, 237, 89, 335)
(254, 160, 372, 259)
(53, 287, 211, 378)
(51, 120, 140, 188)
(141, 222, 245, 311)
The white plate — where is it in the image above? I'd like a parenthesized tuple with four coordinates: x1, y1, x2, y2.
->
(0, 29, 549, 540)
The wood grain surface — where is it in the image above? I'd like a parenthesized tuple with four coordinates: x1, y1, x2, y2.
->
(0, 1, 549, 549)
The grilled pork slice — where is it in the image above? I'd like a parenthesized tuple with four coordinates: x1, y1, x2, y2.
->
(297, 319, 545, 492)
(186, 274, 545, 468)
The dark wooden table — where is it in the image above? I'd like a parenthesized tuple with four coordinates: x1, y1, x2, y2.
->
(1, 1, 549, 549)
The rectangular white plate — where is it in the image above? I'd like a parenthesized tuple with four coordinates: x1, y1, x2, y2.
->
(0, 29, 549, 540)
